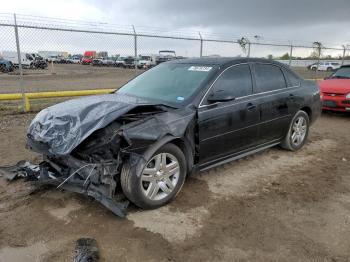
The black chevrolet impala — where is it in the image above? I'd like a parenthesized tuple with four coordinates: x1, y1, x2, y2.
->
(26, 58, 321, 216)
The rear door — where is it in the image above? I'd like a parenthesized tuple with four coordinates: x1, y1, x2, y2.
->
(252, 63, 292, 143)
(198, 64, 260, 164)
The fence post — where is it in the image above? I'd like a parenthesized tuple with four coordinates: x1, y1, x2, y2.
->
(247, 42, 251, 57)
(341, 45, 346, 66)
(289, 45, 293, 67)
(13, 13, 27, 112)
(316, 47, 321, 80)
(132, 25, 138, 75)
(198, 32, 203, 57)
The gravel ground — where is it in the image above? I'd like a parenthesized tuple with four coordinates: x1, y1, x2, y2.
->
(0, 111, 349, 261)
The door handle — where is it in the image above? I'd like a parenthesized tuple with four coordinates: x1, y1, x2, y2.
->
(288, 94, 295, 101)
(246, 103, 256, 111)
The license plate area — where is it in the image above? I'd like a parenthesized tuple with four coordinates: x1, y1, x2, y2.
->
(323, 100, 337, 108)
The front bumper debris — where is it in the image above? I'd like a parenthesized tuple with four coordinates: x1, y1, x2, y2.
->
(0, 160, 129, 218)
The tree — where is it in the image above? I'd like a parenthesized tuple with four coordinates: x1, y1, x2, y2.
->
(237, 37, 250, 55)
(280, 52, 290, 60)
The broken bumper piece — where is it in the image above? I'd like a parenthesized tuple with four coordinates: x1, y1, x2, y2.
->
(0, 160, 129, 218)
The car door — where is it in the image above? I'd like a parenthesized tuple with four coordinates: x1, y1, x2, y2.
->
(197, 64, 260, 165)
(252, 63, 292, 144)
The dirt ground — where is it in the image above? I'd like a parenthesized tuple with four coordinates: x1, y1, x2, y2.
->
(0, 111, 349, 261)
(0, 64, 139, 94)
(0, 64, 329, 94)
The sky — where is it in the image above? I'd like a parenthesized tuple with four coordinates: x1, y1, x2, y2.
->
(1, 0, 350, 58)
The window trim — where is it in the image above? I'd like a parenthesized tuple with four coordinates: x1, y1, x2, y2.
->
(199, 63, 252, 107)
(199, 62, 300, 109)
(253, 62, 288, 94)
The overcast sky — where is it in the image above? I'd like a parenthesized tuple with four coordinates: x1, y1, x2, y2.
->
(1, 0, 350, 57)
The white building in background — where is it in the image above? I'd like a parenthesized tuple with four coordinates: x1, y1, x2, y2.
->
(38, 51, 69, 58)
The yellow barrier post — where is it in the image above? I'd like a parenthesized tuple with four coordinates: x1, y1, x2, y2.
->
(0, 89, 115, 112)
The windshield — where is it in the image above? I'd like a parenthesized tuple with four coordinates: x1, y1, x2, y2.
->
(330, 67, 350, 79)
(118, 63, 215, 106)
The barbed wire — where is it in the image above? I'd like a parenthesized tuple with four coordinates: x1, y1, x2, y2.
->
(0, 13, 347, 51)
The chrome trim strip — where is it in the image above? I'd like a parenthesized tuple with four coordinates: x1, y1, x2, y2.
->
(198, 62, 300, 108)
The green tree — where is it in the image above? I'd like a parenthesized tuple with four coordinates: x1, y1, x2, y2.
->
(280, 52, 290, 60)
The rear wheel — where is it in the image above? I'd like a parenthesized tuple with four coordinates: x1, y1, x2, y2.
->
(280, 110, 309, 151)
(121, 143, 186, 209)
(327, 67, 333, 71)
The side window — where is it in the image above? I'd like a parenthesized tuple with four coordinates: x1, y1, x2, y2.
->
(254, 64, 286, 92)
(283, 69, 300, 87)
(210, 64, 253, 98)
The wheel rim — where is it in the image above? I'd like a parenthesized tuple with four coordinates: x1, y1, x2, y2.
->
(140, 153, 180, 201)
(291, 116, 307, 147)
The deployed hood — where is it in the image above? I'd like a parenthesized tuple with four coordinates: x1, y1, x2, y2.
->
(27, 93, 155, 155)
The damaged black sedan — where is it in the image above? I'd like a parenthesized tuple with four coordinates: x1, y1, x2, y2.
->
(24, 58, 321, 217)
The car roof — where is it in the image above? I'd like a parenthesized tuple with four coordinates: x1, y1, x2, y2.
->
(170, 57, 286, 67)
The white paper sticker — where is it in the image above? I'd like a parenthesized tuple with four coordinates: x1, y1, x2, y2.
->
(188, 66, 212, 72)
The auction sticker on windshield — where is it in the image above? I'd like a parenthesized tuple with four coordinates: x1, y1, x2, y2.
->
(188, 66, 212, 72)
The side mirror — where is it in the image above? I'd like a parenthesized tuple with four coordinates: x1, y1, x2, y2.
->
(207, 90, 236, 103)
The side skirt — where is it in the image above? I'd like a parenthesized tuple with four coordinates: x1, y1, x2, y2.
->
(198, 140, 281, 172)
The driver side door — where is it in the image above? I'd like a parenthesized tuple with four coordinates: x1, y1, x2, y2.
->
(197, 64, 260, 165)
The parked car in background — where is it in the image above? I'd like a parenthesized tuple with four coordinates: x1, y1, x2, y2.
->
(319, 65, 350, 112)
(82, 51, 97, 65)
(101, 57, 115, 66)
(124, 56, 136, 68)
(156, 50, 177, 64)
(46, 55, 59, 63)
(0, 58, 14, 72)
(309, 61, 341, 71)
(137, 55, 157, 69)
(2, 51, 33, 68)
(26, 58, 320, 215)
(91, 58, 103, 66)
(30, 54, 48, 69)
(114, 57, 126, 68)
(67, 56, 81, 64)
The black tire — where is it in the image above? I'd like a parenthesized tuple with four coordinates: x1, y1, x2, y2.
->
(327, 67, 333, 71)
(280, 110, 310, 151)
(121, 143, 187, 209)
(311, 67, 317, 71)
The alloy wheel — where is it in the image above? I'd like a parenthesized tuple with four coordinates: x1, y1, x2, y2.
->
(140, 153, 180, 201)
(291, 116, 307, 147)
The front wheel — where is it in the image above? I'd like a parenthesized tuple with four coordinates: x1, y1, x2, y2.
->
(280, 110, 310, 151)
(121, 143, 187, 209)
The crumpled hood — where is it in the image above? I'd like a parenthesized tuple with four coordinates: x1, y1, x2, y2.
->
(27, 93, 152, 155)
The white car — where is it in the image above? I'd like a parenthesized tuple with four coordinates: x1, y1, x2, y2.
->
(310, 62, 341, 71)
(67, 57, 81, 64)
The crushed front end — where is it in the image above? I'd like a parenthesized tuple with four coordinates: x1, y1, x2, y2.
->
(4, 93, 195, 217)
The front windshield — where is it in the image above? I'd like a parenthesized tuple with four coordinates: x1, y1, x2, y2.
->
(330, 67, 350, 79)
(118, 63, 215, 106)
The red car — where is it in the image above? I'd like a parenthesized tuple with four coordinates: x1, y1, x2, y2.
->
(319, 65, 350, 112)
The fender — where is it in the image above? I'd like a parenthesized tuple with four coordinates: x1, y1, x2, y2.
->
(130, 135, 180, 178)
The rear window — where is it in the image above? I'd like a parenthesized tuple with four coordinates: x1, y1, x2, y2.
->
(254, 64, 287, 92)
(283, 69, 300, 87)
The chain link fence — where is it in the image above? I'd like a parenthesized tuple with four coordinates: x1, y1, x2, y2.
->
(1, 13, 350, 111)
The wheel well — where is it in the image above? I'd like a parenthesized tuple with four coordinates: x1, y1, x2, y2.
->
(169, 138, 194, 174)
(300, 106, 312, 121)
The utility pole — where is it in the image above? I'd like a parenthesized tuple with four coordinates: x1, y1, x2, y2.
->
(289, 45, 293, 67)
(132, 25, 137, 75)
(14, 13, 27, 112)
(199, 32, 203, 57)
